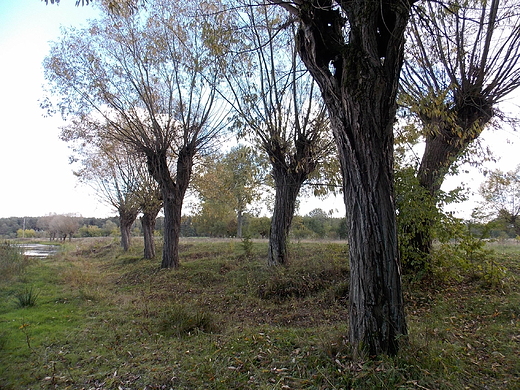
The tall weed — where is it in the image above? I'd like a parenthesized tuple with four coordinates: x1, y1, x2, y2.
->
(240, 234, 254, 259)
(14, 286, 40, 308)
(0, 241, 30, 282)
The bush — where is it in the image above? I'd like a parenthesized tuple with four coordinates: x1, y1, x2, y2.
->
(78, 225, 104, 237)
(431, 226, 503, 286)
(240, 234, 254, 258)
(16, 229, 36, 238)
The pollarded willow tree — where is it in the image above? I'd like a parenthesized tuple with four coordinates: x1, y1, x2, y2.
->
(44, 0, 229, 268)
(399, 0, 520, 267)
(222, 3, 337, 266)
(45, 214, 83, 241)
(270, 0, 414, 356)
(62, 119, 142, 252)
(62, 117, 162, 258)
(47, 0, 409, 356)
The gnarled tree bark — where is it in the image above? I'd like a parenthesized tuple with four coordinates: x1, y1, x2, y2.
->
(276, 0, 412, 356)
(141, 208, 160, 259)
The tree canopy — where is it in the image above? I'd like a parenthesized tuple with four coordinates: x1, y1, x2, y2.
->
(402, 0, 520, 196)
(192, 145, 266, 238)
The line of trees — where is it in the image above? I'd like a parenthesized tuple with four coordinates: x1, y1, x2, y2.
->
(42, 0, 520, 358)
(180, 209, 347, 240)
(45, 0, 231, 267)
(43, 0, 342, 270)
(0, 210, 348, 241)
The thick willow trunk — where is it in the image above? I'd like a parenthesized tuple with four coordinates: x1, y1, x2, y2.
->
(418, 131, 471, 196)
(147, 146, 194, 269)
(292, 0, 411, 356)
(330, 89, 407, 356)
(268, 170, 304, 266)
(120, 224, 131, 252)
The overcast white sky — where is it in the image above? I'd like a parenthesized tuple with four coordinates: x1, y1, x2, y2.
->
(0, 1, 113, 218)
(0, 1, 518, 219)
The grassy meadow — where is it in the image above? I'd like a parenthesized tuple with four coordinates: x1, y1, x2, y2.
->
(0, 238, 519, 389)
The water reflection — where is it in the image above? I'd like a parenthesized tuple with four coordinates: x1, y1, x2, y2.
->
(19, 244, 59, 258)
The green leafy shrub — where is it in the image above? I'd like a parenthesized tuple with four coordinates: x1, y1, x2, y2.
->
(78, 224, 105, 237)
(16, 229, 37, 238)
(473, 257, 507, 288)
(395, 167, 440, 275)
(431, 220, 504, 286)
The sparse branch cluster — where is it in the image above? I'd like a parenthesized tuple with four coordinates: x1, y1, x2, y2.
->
(217, 2, 339, 265)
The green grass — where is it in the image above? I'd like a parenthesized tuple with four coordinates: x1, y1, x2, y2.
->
(0, 237, 518, 389)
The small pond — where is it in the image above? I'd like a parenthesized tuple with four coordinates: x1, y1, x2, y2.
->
(19, 244, 60, 258)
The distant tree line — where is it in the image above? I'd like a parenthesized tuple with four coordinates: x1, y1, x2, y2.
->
(5, 206, 515, 243)
(0, 215, 119, 239)
(0, 209, 348, 241)
(469, 220, 520, 241)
